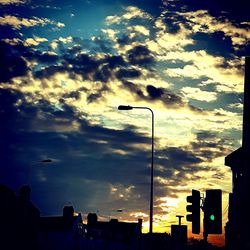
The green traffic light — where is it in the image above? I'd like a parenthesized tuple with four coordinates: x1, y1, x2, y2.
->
(210, 214, 215, 221)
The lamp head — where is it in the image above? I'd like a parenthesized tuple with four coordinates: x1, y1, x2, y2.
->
(41, 159, 52, 163)
(118, 105, 133, 110)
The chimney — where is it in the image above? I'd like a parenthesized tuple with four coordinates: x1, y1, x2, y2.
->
(138, 218, 143, 232)
(242, 56, 250, 149)
(87, 213, 98, 226)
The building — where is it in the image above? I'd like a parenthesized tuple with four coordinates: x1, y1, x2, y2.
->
(225, 57, 250, 250)
(16, 185, 41, 250)
(83, 213, 142, 250)
(39, 206, 84, 250)
(0, 184, 18, 250)
(142, 233, 173, 250)
(0, 184, 40, 250)
(171, 225, 187, 250)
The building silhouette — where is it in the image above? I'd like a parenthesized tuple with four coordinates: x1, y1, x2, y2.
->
(0, 184, 40, 250)
(83, 213, 142, 250)
(225, 57, 250, 250)
(38, 205, 84, 250)
(0, 184, 17, 250)
(16, 185, 40, 250)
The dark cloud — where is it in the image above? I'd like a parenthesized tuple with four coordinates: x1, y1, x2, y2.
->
(72, 53, 99, 74)
(0, 88, 37, 134)
(78, 119, 150, 146)
(162, 89, 184, 106)
(172, 0, 249, 22)
(71, 36, 114, 55)
(147, 145, 208, 195)
(32, 41, 127, 82)
(145, 85, 185, 107)
(121, 81, 185, 108)
(32, 45, 132, 84)
(93, 64, 112, 83)
(160, 15, 182, 34)
(127, 45, 155, 67)
(62, 90, 81, 100)
(197, 150, 225, 162)
(116, 68, 141, 79)
(188, 104, 205, 113)
(103, 55, 126, 69)
(87, 85, 109, 103)
(35, 51, 59, 63)
(117, 35, 133, 46)
(91, 36, 114, 54)
(122, 80, 144, 98)
(217, 92, 243, 113)
(190, 130, 230, 162)
(0, 41, 29, 82)
(33, 64, 66, 79)
(196, 131, 217, 141)
(0, 88, 227, 217)
(65, 44, 83, 55)
(153, 147, 203, 186)
(0, 87, 155, 214)
(161, 147, 202, 166)
(0, 38, 157, 110)
(0, 88, 37, 188)
(184, 32, 234, 57)
(0, 25, 19, 40)
(146, 85, 164, 99)
(1, 40, 59, 66)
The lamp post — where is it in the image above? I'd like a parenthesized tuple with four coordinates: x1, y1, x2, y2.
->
(118, 105, 154, 234)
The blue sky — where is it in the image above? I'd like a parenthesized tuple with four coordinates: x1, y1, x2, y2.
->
(0, 0, 249, 245)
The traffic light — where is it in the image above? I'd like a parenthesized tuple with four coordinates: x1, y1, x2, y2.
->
(204, 189, 222, 234)
(186, 189, 200, 234)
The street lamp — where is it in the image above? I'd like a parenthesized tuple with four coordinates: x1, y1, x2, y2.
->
(118, 105, 154, 234)
(39, 159, 52, 163)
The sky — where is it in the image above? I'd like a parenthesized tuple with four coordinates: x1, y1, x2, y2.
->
(0, 0, 249, 246)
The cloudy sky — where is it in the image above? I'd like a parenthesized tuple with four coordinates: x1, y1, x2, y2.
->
(0, 0, 249, 245)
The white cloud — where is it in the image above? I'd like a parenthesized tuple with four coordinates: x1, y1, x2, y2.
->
(123, 6, 152, 20)
(0, 0, 26, 5)
(164, 50, 243, 93)
(180, 10, 250, 47)
(101, 28, 117, 41)
(147, 23, 194, 53)
(58, 36, 73, 43)
(0, 15, 64, 29)
(0, 15, 50, 29)
(56, 22, 65, 28)
(105, 6, 152, 25)
(127, 25, 150, 36)
(228, 102, 243, 110)
(2, 38, 23, 45)
(181, 87, 217, 102)
(24, 36, 48, 46)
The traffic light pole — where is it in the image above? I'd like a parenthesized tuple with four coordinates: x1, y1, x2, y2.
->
(201, 195, 208, 244)
(203, 217, 208, 244)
